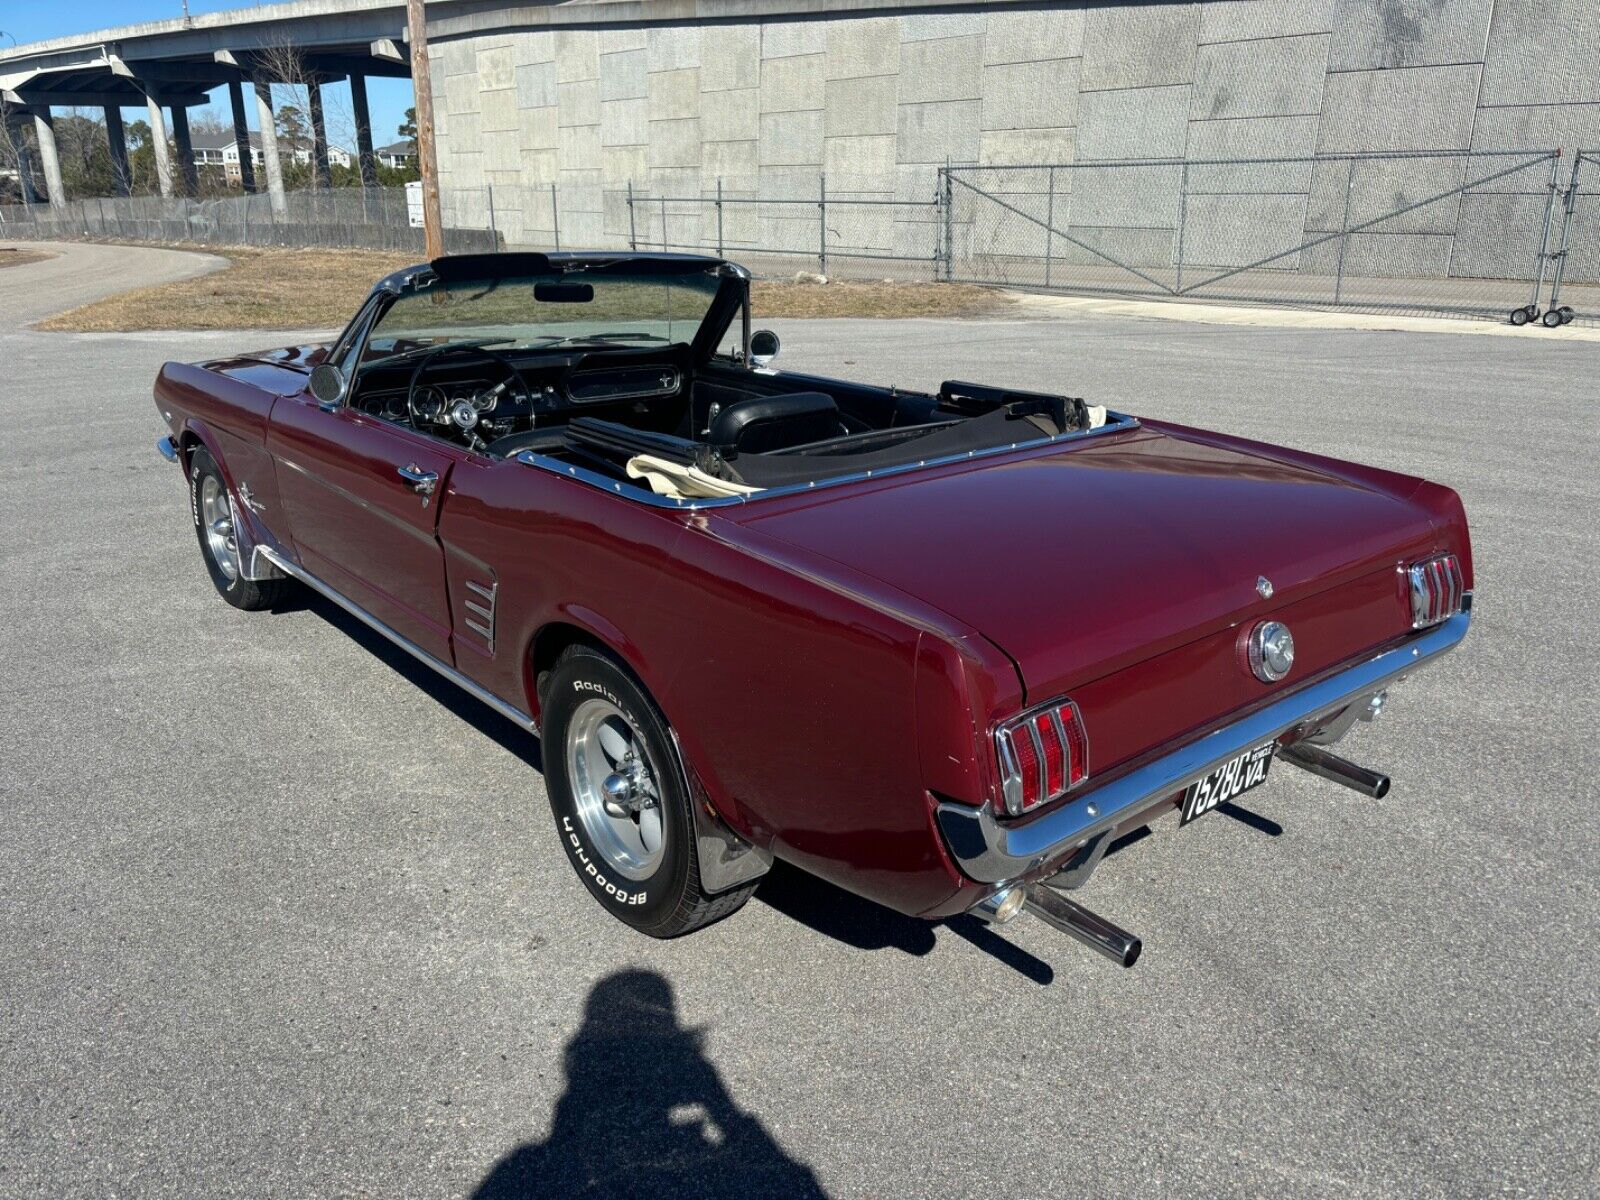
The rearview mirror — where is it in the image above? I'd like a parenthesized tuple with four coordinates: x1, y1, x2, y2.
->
(308, 363, 347, 410)
(534, 281, 595, 303)
(749, 328, 780, 366)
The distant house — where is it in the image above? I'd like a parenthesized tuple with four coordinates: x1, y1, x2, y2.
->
(189, 129, 244, 176)
(189, 128, 354, 182)
(375, 141, 415, 169)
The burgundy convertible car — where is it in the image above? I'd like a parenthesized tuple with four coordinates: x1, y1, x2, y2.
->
(154, 252, 1471, 966)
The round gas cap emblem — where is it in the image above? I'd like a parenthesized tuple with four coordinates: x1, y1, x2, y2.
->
(1248, 620, 1295, 682)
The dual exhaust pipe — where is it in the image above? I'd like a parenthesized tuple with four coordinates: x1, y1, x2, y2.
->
(973, 739, 1391, 967)
(973, 882, 1142, 968)
(1278, 742, 1390, 798)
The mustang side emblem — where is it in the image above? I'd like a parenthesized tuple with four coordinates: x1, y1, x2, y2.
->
(1256, 575, 1274, 599)
(238, 482, 266, 515)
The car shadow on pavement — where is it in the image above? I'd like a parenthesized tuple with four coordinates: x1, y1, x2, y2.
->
(298, 592, 544, 773)
(756, 861, 1057, 985)
(473, 969, 829, 1200)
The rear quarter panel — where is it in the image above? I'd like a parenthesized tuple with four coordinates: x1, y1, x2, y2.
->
(438, 465, 998, 915)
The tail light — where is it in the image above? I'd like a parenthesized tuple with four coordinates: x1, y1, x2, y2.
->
(1406, 553, 1465, 628)
(995, 699, 1089, 816)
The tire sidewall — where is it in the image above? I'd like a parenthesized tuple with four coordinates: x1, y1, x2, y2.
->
(188, 446, 245, 603)
(543, 650, 693, 931)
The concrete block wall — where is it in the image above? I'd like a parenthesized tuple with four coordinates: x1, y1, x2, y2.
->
(426, 0, 1600, 279)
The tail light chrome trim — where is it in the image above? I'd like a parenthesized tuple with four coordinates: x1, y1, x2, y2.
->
(995, 699, 1089, 817)
(1407, 553, 1465, 629)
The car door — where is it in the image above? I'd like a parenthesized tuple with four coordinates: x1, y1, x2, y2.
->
(268, 390, 465, 662)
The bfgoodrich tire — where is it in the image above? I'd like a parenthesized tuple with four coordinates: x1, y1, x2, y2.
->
(188, 445, 291, 612)
(542, 644, 754, 937)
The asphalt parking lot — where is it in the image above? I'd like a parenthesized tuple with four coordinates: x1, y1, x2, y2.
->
(2, 254, 1597, 1198)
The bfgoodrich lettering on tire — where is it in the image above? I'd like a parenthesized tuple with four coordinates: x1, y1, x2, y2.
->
(542, 644, 755, 937)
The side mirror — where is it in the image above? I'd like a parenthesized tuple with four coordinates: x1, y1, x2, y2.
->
(749, 329, 780, 367)
(308, 363, 347, 411)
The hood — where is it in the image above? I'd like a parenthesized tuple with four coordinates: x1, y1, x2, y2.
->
(198, 343, 331, 394)
(733, 421, 1440, 694)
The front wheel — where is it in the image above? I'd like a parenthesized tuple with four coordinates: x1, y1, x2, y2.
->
(542, 644, 755, 937)
(188, 445, 291, 611)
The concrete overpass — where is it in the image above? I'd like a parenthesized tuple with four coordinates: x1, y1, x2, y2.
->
(0, 0, 415, 212)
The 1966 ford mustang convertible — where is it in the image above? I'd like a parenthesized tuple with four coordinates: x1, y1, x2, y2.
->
(154, 252, 1472, 966)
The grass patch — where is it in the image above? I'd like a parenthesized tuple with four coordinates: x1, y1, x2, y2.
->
(751, 277, 1011, 319)
(37, 244, 1012, 332)
(38, 247, 414, 332)
(0, 248, 54, 270)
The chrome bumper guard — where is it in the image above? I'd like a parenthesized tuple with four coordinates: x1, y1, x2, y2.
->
(937, 611, 1471, 885)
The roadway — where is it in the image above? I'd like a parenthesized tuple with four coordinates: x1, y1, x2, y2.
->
(1, 251, 1595, 1197)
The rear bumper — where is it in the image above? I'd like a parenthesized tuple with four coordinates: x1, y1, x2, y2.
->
(936, 610, 1471, 885)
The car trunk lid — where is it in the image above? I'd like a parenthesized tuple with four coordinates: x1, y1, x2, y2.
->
(732, 421, 1438, 771)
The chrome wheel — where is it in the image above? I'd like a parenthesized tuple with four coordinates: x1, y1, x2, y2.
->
(566, 697, 665, 880)
(199, 474, 240, 582)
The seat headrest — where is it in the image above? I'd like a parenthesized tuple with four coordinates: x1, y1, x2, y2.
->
(708, 392, 840, 452)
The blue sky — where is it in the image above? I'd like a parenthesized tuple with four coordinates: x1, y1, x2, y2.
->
(1, 2, 415, 149)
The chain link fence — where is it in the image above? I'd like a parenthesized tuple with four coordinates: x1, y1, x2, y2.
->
(940, 150, 1598, 324)
(4, 153, 1598, 324)
(0, 186, 501, 254)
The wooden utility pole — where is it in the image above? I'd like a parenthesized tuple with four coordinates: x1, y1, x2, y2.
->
(406, 0, 444, 259)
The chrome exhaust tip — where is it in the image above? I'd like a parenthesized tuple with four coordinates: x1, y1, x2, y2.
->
(1279, 742, 1390, 799)
(1023, 884, 1142, 967)
(971, 884, 1027, 925)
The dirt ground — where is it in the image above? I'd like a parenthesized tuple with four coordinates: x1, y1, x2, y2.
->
(35, 245, 1012, 331)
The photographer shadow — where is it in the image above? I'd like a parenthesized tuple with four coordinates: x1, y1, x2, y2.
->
(474, 970, 828, 1200)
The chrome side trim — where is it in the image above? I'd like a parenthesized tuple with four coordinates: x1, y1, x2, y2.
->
(157, 435, 180, 462)
(256, 545, 538, 735)
(938, 612, 1471, 885)
(517, 410, 1141, 510)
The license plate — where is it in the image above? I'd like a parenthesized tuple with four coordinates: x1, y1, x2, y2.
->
(1180, 743, 1275, 825)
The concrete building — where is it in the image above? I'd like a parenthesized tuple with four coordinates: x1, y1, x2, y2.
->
(4, 1, 1599, 281)
(420, 0, 1600, 275)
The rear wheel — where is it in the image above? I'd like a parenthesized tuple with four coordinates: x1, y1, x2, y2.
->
(542, 644, 755, 936)
(188, 445, 291, 611)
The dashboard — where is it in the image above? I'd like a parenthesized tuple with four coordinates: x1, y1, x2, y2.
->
(348, 346, 690, 454)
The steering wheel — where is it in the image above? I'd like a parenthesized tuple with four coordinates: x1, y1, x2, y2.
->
(406, 344, 531, 434)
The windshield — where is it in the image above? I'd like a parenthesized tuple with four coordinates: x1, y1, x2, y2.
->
(363, 269, 721, 359)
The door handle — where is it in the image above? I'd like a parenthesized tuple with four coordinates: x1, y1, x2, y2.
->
(397, 463, 438, 496)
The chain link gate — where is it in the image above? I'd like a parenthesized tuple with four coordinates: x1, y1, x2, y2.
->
(1542, 151, 1600, 326)
(940, 151, 1566, 324)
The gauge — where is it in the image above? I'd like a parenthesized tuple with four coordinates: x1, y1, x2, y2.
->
(383, 395, 406, 419)
(412, 385, 446, 422)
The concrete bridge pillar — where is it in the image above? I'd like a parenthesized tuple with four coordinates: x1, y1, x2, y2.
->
(252, 81, 287, 216)
(307, 79, 332, 188)
(4, 109, 41, 206)
(32, 108, 66, 208)
(104, 105, 131, 196)
(144, 91, 174, 198)
(227, 79, 256, 192)
(350, 73, 378, 189)
(169, 103, 198, 196)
